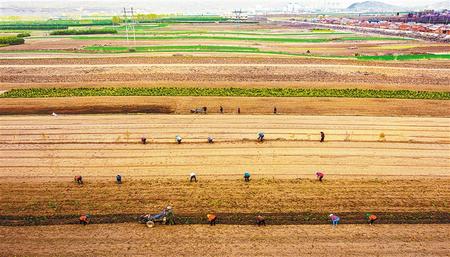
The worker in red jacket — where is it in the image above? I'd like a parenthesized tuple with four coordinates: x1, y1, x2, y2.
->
(316, 172, 324, 182)
(79, 214, 90, 225)
(74, 175, 83, 184)
(207, 213, 217, 226)
(367, 213, 378, 225)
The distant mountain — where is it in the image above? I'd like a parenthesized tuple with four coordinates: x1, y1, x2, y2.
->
(346, 1, 405, 12)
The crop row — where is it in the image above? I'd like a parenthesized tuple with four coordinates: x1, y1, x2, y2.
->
(50, 28, 118, 35)
(357, 53, 450, 61)
(84, 45, 262, 53)
(69, 35, 408, 43)
(2, 87, 449, 100)
(0, 19, 113, 30)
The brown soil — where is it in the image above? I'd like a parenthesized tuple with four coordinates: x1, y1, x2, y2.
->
(1, 178, 449, 225)
(1, 63, 448, 89)
(1, 224, 449, 256)
(1, 55, 449, 68)
(0, 114, 448, 226)
(1, 96, 449, 116)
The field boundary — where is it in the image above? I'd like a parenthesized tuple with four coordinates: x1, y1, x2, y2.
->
(1, 212, 449, 226)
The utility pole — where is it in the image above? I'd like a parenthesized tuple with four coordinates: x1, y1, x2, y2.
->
(123, 8, 129, 45)
(123, 7, 136, 46)
(131, 7, 136, 45)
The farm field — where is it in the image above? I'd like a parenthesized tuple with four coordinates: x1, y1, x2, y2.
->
(1, 15, 449, 256)
(1, 224, 449, 257)
(1, 57, 450, 93)
(0, 114, 449, 227)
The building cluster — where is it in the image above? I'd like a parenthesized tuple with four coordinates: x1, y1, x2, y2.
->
(314, 16, 450, 36)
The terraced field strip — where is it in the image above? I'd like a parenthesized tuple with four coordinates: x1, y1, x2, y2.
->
(0, 114, 448, 178)
(68, 35, 407, 43)
(1, 178, 449, 221)
(83, 45, 263, 54)
(2, 87, 448, 100)
(358, 53, 450, 61)
(1, 96, 449, 116)
(113, 30, 353, 36)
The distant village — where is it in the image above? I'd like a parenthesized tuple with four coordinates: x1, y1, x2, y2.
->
(308, 9, 450, 42)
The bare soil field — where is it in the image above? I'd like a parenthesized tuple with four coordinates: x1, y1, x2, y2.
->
(1, 63, 449, 90)
(1, 55, 449, 93)
(1, 96, 449, 116)
(0, 114, 448, 226)
(1, 224, 449, 257)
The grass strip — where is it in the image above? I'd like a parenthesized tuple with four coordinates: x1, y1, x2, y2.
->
(70, 35, 409, 43)
(357, 53, 450, 61)
(84, 45, 261, 53)
(71, 35, 331, 43)
(2, 87, 449, 100)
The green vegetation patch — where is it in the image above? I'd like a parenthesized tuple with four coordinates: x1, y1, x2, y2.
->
(2, 87, 449, 100)
(147, 15, 229, 23)
(338, 36, 409, 41)
(357, 53, 450, 61)
(84, 45, 260, 53)
(50, 28, 117, 35)
(16, 32, 31, 38)
(71, 35, 330, 43)
(0, 36, 24, 45)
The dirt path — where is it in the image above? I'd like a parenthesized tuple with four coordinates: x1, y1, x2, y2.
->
(3, 63, 449, 71)
(1, 224, 449, 256)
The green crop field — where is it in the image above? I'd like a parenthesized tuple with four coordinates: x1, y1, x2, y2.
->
(357, 53, 450, 61)
(84, 45, 262, 53)
(70, 34, 403, 43)
(2, 87, 449, 100)
(70, 35, 332, 43)
(338, 36, 410, 41)
(50, 28, 117, 35)
(0, 19, 113, 30)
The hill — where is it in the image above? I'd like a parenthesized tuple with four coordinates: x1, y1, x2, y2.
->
(347, 1, 404, 12)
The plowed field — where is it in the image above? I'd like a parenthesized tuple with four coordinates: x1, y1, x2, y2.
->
(0, 114, 449, 226)
(1, 224, 449, 257)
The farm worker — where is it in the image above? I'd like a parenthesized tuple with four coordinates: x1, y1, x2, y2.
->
(79, 214, 90, 225)
(176, 135, 182, 144)
(256, 215, 266, 226)
(220, 106, 224, 114)
(207, 136, 214, 144)
(207, 213, 217, 226)
(316, 172, 324, 182)
(367, 213, 378, 225)
(320, 132, 325, 142)
(273, 107, 277, 114)
(190, 172, 197, 182)
(153, 207, 167, 219)
(244, 171, 251, 182)
(329, 214, 340, 226)
(141, 136, 147, 145)
(166, 206, 175, 225)
(237, 107, 241, 114)
(116, 174, 122, 184)
(51, 112, 58, 117)
(74, 175, 83, 184)
(258, 132, 265, 142)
